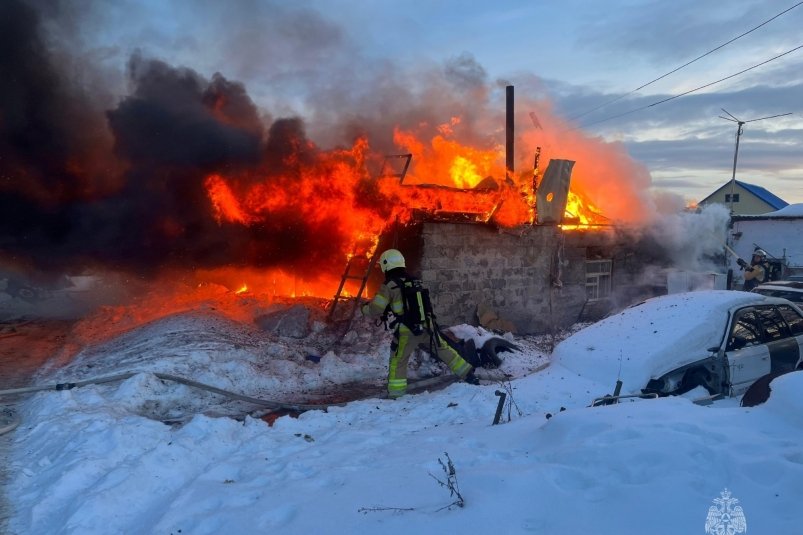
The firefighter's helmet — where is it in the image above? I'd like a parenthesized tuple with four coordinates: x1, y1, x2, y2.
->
(379, 249, 405, 273)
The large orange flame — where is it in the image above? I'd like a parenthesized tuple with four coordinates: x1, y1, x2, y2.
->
(201, 120, 614, 298)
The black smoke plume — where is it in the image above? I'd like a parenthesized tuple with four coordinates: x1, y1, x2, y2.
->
(0, 1, 373, 278)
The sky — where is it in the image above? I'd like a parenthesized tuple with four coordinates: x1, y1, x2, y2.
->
(5, 291, 803, 533)
(39, 0, 803, 204)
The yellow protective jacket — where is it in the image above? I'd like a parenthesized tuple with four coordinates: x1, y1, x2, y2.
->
(743, 262, 767, 287)
(361, 276, 473, 397)
(361, 279, 409, 333)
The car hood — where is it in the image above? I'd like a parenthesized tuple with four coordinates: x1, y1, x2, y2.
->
(552, 291, 764, 394)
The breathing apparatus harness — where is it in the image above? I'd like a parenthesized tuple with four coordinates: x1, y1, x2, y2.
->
(378, 276, 442, 356)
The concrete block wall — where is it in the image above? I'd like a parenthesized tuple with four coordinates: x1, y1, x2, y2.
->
(419, 222, 602, 334)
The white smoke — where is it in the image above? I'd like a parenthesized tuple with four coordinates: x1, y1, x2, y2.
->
(646, 203, 730, 272)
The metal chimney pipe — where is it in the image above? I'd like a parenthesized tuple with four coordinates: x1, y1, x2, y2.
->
(506, 85, 514, 182)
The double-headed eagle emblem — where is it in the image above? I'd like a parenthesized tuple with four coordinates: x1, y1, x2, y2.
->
(705, 488, 747, 535)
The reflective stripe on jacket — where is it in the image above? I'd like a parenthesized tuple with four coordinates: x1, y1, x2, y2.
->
(362, 280, 404, 322)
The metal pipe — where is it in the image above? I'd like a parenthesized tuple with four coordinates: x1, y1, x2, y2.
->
(506, 85, 514, 182)
(493, 390, 507, 425)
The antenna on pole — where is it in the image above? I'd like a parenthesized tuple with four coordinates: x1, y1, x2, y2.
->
(718, 109, 792, 214)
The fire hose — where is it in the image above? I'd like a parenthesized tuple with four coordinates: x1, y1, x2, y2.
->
(723, 243, 750, 270)
(0, 407, 19, 436)
(723, 243, 740, 260)
(0, 372, 351, 436)
(0, 371, 464, 436)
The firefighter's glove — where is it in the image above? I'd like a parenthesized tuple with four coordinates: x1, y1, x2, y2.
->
(736, 258, 748, 269)
(360, 304, 369, 317)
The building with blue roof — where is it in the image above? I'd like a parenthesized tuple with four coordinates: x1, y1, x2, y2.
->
(699, 179, 789, 215)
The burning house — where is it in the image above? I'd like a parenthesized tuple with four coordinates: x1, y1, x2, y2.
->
(325, 87, 662, 334)
(0, 76, 664, 335)
(1, 1, 667, 337)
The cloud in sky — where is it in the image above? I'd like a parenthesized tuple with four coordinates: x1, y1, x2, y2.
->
(12, 0, 803, 206)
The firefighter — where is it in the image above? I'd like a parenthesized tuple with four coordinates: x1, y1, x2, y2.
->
(361, 249, 479, 399)
(740, 248, 770, 291)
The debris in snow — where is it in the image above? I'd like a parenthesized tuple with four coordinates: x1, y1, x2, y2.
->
(476, 302, 517, 333)
(255, 304, 311, 338)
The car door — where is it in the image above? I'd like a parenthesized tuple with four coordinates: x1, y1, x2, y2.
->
(757, 305, 801, 374)
(776, 304, 803, 369)
(725, 307, 771, 396)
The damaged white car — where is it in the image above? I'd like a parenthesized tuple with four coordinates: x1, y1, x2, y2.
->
(553, 291, 803, 399)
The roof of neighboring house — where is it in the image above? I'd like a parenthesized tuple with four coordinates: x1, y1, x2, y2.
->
(700, 179, 789, 209)
(735, 180, 788, 210)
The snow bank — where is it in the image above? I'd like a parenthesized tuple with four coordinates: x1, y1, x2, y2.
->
(9, 367, 803, 534)
(7, 306, 803, 534)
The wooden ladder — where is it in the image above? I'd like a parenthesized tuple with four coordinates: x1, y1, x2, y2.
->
(327, 243, 379, 322)
(327, 154, 412, 323)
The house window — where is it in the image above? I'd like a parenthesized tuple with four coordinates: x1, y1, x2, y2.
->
(725, 193, 740, 203)
(586, 259, 612, 301)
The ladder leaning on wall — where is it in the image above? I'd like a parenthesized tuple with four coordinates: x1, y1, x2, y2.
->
(327, 154, 412, 323)
(327, 244, 379, 322)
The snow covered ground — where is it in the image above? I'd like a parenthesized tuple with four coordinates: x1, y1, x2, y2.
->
(5, 304, 803, 534)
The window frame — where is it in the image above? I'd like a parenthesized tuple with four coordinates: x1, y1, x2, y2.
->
(585, 259, 612, 302)
(727, 308, 763, 350)
(777, 304, 803, 336)
(756, 306, 791, 341)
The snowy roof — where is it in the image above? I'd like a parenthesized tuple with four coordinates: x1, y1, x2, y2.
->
(733, 202, 803, 219)
(552, 290, 773, 393)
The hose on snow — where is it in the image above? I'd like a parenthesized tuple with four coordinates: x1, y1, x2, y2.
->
(0, 371, 351, 436)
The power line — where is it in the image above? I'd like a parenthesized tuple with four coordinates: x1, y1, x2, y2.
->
(567, 1, 803, 122)
(573, 43, 803, 130)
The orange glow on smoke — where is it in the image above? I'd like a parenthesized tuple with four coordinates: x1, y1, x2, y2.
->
(206, 175, 252, 225)
(519, 100, 652, 224)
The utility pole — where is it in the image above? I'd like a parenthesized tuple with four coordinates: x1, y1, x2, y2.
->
(718, 109, 791, 214)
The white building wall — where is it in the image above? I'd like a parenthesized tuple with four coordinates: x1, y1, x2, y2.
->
(728, 218, 803, 281)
